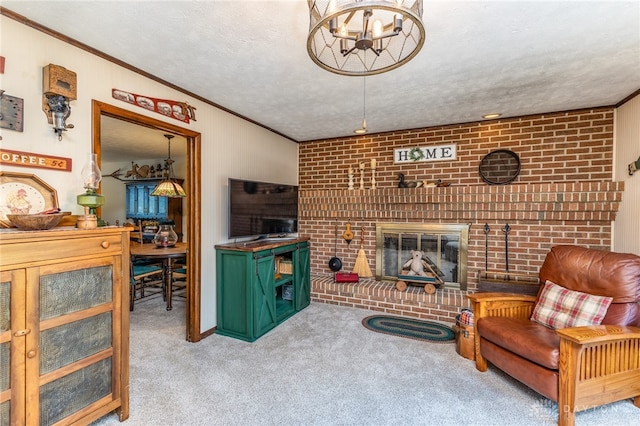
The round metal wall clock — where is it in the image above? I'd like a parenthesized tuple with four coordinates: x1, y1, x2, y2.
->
(0, 171, 59, 226)
(479, 149, 521, 185)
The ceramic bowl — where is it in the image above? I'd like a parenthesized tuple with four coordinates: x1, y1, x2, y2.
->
(6, 213, 65, 230)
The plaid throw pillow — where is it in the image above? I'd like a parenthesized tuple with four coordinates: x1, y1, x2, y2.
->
(530, 280, 613, 329)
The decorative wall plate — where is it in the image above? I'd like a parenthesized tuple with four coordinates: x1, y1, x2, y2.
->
(479, 149, 521, 185)
(0, 171, 59, 227)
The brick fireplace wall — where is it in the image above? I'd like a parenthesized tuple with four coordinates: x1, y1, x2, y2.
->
(298, 107, 624, 323)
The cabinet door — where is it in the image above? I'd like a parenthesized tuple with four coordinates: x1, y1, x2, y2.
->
(32, 257, 121, 425)
(216, 251, 250, 338)
(294, 244, 311, 310)
(253, 254, 277, 338)
(125, 183, 168, 219)
(1, 270, 27, 425)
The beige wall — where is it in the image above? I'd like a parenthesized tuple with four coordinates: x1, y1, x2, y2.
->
(613, 94, 640, 255)
(0, 16, 299, 332)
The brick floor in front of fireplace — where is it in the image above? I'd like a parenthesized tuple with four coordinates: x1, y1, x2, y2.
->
(311, 273, 471, 325)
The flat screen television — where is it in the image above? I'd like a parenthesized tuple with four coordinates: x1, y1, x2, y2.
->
(228, 178, 298, 239)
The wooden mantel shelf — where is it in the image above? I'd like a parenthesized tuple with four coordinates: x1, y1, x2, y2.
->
(299, 181, 624, 222)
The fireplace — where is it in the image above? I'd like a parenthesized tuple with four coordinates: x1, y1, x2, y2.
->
(375, 223, 469, 290)
(300, 182, 623, 323)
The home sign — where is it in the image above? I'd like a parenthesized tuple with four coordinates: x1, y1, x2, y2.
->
(394, 144, 456, 163)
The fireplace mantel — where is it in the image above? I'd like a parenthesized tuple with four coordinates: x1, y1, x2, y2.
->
(300, 182, 623, 223)
(299, 181, 624, 323)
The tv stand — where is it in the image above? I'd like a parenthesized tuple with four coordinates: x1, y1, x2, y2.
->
(255, 233, 296, 240)
(215, 238, 310, 342)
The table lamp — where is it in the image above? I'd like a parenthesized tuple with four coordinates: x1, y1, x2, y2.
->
(77, 153, 105, 228)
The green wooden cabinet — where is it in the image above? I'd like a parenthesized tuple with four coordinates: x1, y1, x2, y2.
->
(215, 239, 310, 342)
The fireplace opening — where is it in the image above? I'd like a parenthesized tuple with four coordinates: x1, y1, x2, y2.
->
(375, 223, 469, 290)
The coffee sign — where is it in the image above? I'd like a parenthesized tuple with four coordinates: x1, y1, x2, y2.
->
(0, 148, 72, 171)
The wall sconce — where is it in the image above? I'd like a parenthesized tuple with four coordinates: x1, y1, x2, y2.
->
(42, 64, 76, 140)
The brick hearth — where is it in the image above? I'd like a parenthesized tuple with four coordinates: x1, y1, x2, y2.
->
(311, 274, 467, 324)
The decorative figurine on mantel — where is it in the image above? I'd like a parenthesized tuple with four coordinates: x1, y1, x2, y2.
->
(397, 173, 423, 188)
(423, 179, 451, 187)
(359, 162, 365, 190)
(348, 167, 354, 190)
(370, 159, 377, 189)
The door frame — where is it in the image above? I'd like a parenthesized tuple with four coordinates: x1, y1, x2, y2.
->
(92, 100, 203, 342)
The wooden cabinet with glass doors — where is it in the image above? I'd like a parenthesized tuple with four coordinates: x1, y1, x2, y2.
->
(0, 227, 129, 425)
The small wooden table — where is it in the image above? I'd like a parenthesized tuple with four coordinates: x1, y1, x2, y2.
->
(130, 242, 187, 310)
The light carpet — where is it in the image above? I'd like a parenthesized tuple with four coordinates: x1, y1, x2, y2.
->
(92, 296, 638, 426)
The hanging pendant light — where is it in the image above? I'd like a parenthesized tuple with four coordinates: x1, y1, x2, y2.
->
(151, 134, 186, 198)
(307, 0, 426, 76)
(354, 76, 368, 134)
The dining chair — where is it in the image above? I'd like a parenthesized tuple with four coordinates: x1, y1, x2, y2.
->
(129, 259, 164, 311)
(126, 221, 143, 244)
(129, 221, 165, 310)
(169, 262, 187, 304)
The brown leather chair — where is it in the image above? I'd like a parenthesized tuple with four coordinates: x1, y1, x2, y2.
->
(468, 245, 640, 426)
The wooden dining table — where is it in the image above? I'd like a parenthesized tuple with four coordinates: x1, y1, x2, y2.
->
(130, 242, 187, 311)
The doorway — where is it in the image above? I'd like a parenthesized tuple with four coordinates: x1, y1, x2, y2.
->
(92, 100, 203, 342)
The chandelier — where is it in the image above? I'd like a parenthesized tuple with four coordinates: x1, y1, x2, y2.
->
(307, 0, 425, 76)
(150, 134, 186, 198)
(354, 77, 368, 134)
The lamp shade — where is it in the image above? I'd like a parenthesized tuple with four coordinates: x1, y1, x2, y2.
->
(151, 134, 186, 198)
(150, 180, 186, 198)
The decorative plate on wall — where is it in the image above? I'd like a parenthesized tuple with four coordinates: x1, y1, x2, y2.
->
(479, 149, 521, 185)
(0, 171, 59, 227)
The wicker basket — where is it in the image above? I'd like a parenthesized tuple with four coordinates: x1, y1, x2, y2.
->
(278, 260, 293, 275)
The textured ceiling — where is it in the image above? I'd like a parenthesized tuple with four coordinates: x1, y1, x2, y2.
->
(4, 1, 640, 147)
(99, 116, 187, 164)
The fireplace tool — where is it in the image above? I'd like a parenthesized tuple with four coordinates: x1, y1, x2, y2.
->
(342, 221, 353, 246)
(483, 223, 490, 271)
(502, 223, 511, 273)
(352, 224, 373, 277)
(328, 223, 343, 272)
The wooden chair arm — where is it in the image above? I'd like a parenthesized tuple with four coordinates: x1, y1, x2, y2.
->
(467, 292, 537, 320)
(467, 292, 537, 303)
(556, 325, 640, 345)
(556, 325, 640, 425)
